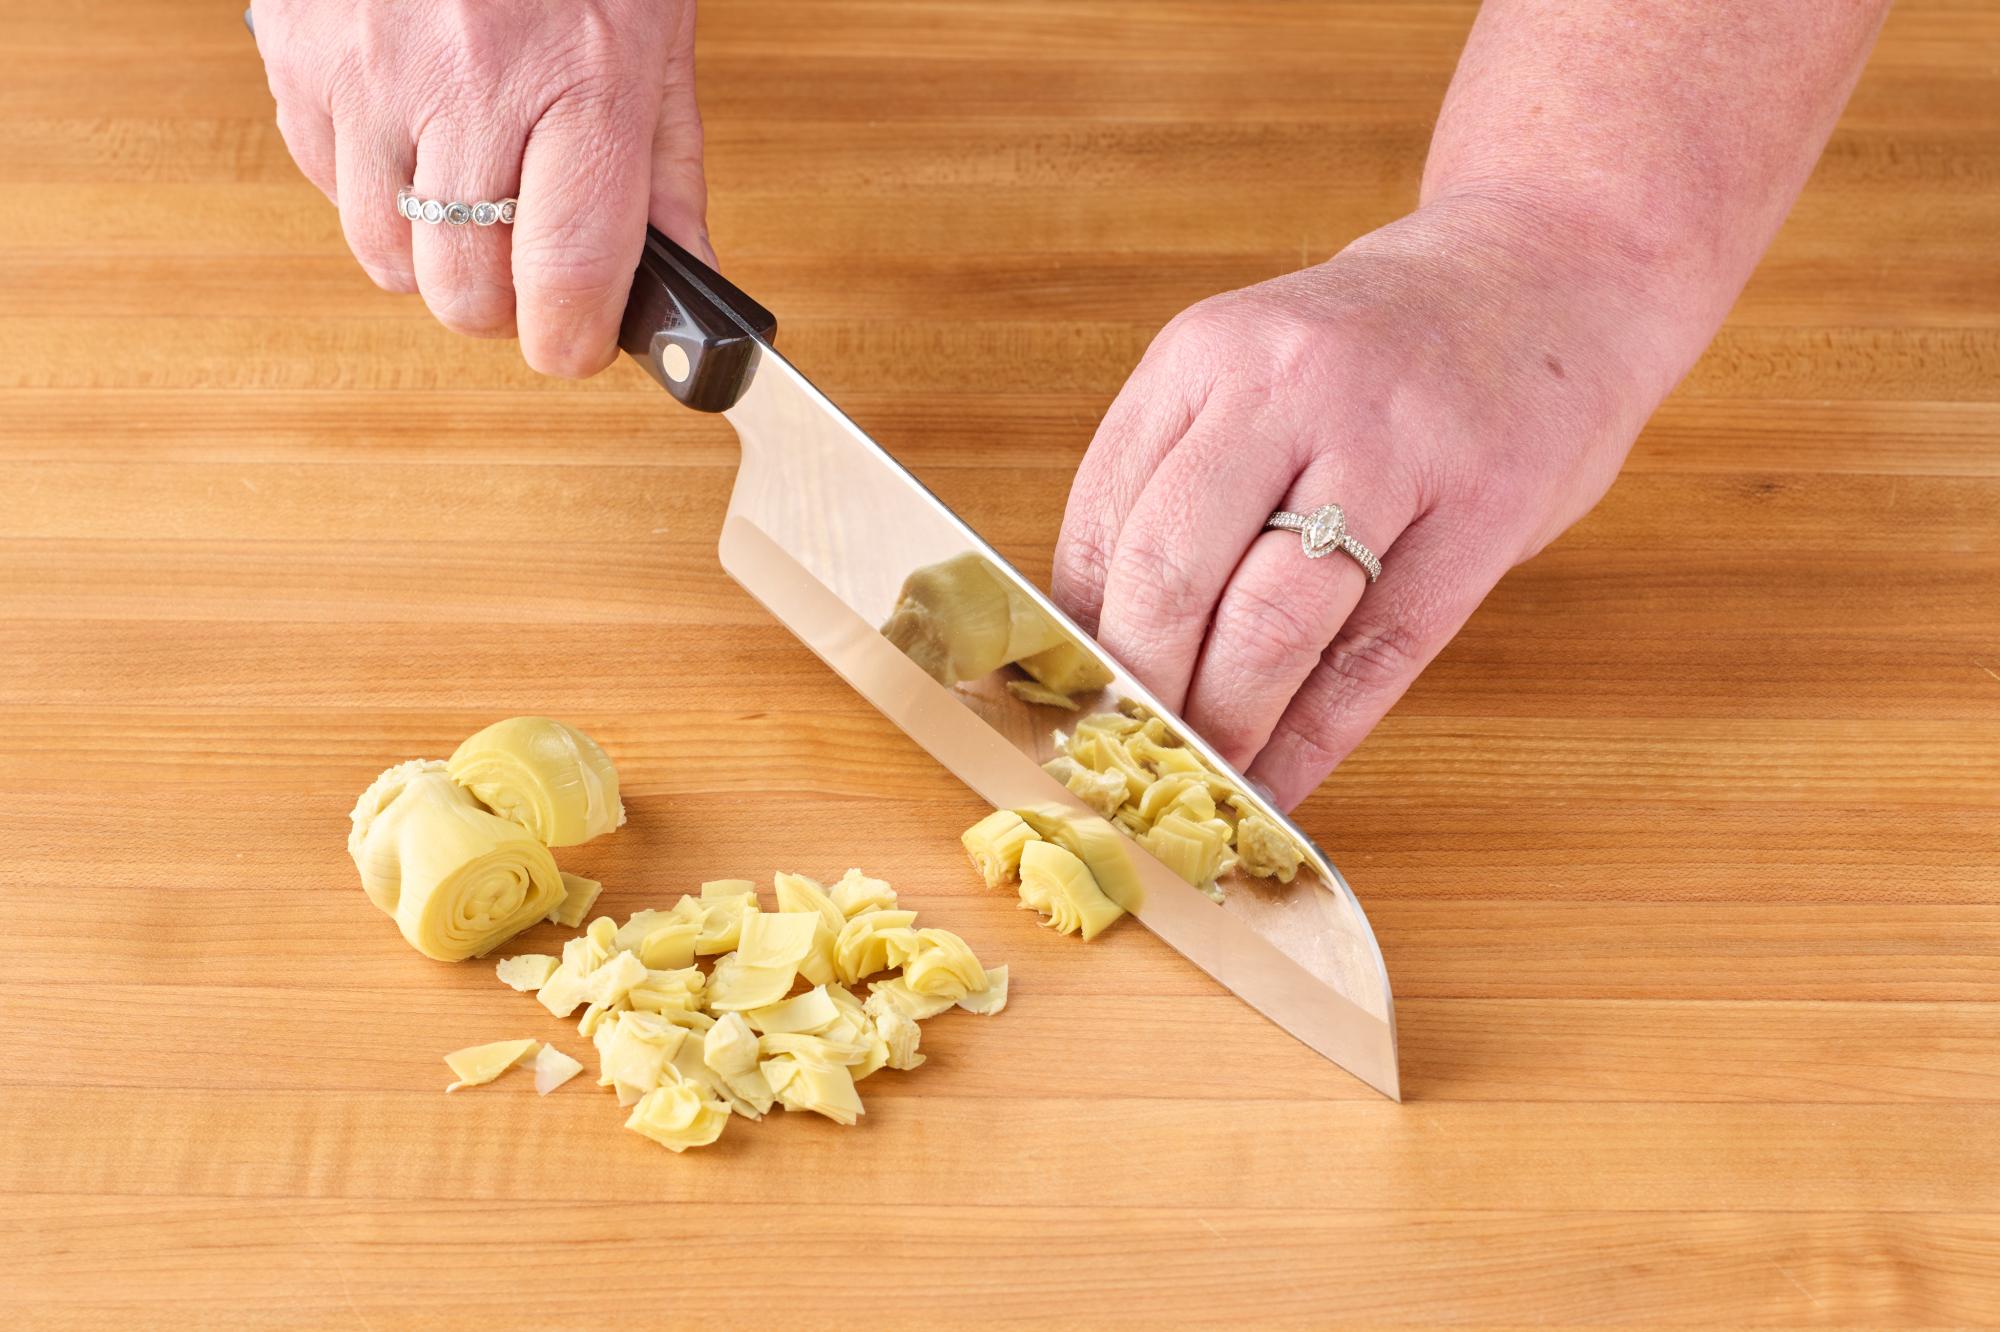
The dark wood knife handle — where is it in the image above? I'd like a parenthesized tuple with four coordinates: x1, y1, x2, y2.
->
(618, 227, 777, 413)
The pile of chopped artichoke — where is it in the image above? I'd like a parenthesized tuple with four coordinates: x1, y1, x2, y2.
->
(485, 870, 1008, 1153)
(958, 707, 1307, 927)
(1049, 708, 1304, 893)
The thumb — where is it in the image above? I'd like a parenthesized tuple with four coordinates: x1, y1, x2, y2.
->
(650, 11, 713, 266)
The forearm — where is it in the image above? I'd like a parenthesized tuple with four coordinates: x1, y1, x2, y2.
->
(1419, 0, 1890, 394)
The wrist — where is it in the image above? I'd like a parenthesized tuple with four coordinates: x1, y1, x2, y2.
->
(1414, 182, 1729, 389)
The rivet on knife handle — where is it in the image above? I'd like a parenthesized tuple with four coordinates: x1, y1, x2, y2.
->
(618, 227, 778, 412)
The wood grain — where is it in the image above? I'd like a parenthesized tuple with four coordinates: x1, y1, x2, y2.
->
(2, 0, 1996, 1326)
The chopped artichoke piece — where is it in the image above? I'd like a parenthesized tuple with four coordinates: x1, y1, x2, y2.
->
(627, 965, 706, 1015)
(1016, 805, 1145, 917)
(576, 998, 629, 1039)
(956, 965, 1010, 1015)
(772, 872, 844, 987)
(494, 954, 558, 993)
(761, 1055, 865, 1126)
(625, 1074, 731, 1152)
(598, 1011, 687, 1099)
(582, 950, 648, 1007)
(1235, 810, 1305, 882)
(702, 1011, 760, 1077)
(703, 958, 793, 1013)
(1018, 839, 1124, 941)
(872, 1006, 925, 1071)
(548, 872, 603, 928)
(745, 985, 842, 1035)
(901, 928, 987, 1000)
(1015, 639, 1114, 697)
(447, 716, 625, 848)
(716, 1061, 778, 1119)
(865, 977, 958, 1022)
(532, 1045, 584, 1095)
(961, 809, 1040, 889)
(1042, 755, 1128, 820)
(1006, 678, 1080, 710)
(349, 763, 567, 961)
(694, 890, 758, 956)
(701, 878, 758, 900)
(759, 1029, 874, 1066)
(833, 909, 920, 984)
(443, 1038, 538, 1093)
(704, 911, 820, 1011)
(638, 919, 700, 970)
(736, 911, 820, 969)
(1138, 808, 1234, 890)
(829, 868, 898, 919)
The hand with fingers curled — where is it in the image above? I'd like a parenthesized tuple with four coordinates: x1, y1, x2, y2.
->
(1052, 198, 1676, 811)
(250, 0, 710, 377)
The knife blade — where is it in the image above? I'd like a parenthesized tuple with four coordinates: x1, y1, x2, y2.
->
(621, 228, 1399, 1099)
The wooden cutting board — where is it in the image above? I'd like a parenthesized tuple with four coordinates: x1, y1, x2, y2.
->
(3, 0, 1996, 1324)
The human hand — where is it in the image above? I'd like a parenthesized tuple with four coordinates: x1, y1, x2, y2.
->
(251, 0, 709, 376)
(1053, 198, 1670, 809)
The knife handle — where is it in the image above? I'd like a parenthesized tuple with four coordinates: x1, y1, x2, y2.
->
(618, 227, 777, 413)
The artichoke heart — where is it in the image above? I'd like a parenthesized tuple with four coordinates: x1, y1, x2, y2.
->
(1015, 639, 1114, 697)
(881, 551, 1067, 685)
(1016, 804, 1144, 917)
(960, 809, 1041, 889)
(1018, 839, 1124, 941)
(349, 764, 567, 961)
(447, 716, 625, 849)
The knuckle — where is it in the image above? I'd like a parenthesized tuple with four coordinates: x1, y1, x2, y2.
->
(426, 282, 515, 337)
(1106, 531, 1208, 636)
(516, 240, 627, 307)
(1219, 580, 1327, 679)
(523, 338, 616, 380)
(1052, 528, 1112, 626)
(364, 263, 418, 295)
(1265, 714, 1347, 797)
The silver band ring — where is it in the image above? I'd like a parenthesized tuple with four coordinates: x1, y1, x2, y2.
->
(397, 188, 516, 227)
(1265, 504, 1381, 581)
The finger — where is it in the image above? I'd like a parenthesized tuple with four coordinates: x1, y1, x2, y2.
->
(1246, 510, 1508, 810)
(1051, 338, 1211, 636)
(1183, 461, 1416, 768)
(334, 119, 417, 293)
(514, 88, 658, 379)
(273, 98, 336, 202)
(1092, 416, 1306, 709)
(411, 118, 526, 338)
(650, 15, 714, 266)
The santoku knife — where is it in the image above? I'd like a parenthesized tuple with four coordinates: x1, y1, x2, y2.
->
(621, 229, 1400, 1100)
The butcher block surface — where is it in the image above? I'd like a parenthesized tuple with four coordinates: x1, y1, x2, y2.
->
(3, 0, 1997, 1325)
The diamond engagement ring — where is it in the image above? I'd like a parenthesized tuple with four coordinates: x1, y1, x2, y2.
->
(1265, 504, 1381, 581)
(396, 188, 517, 227)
